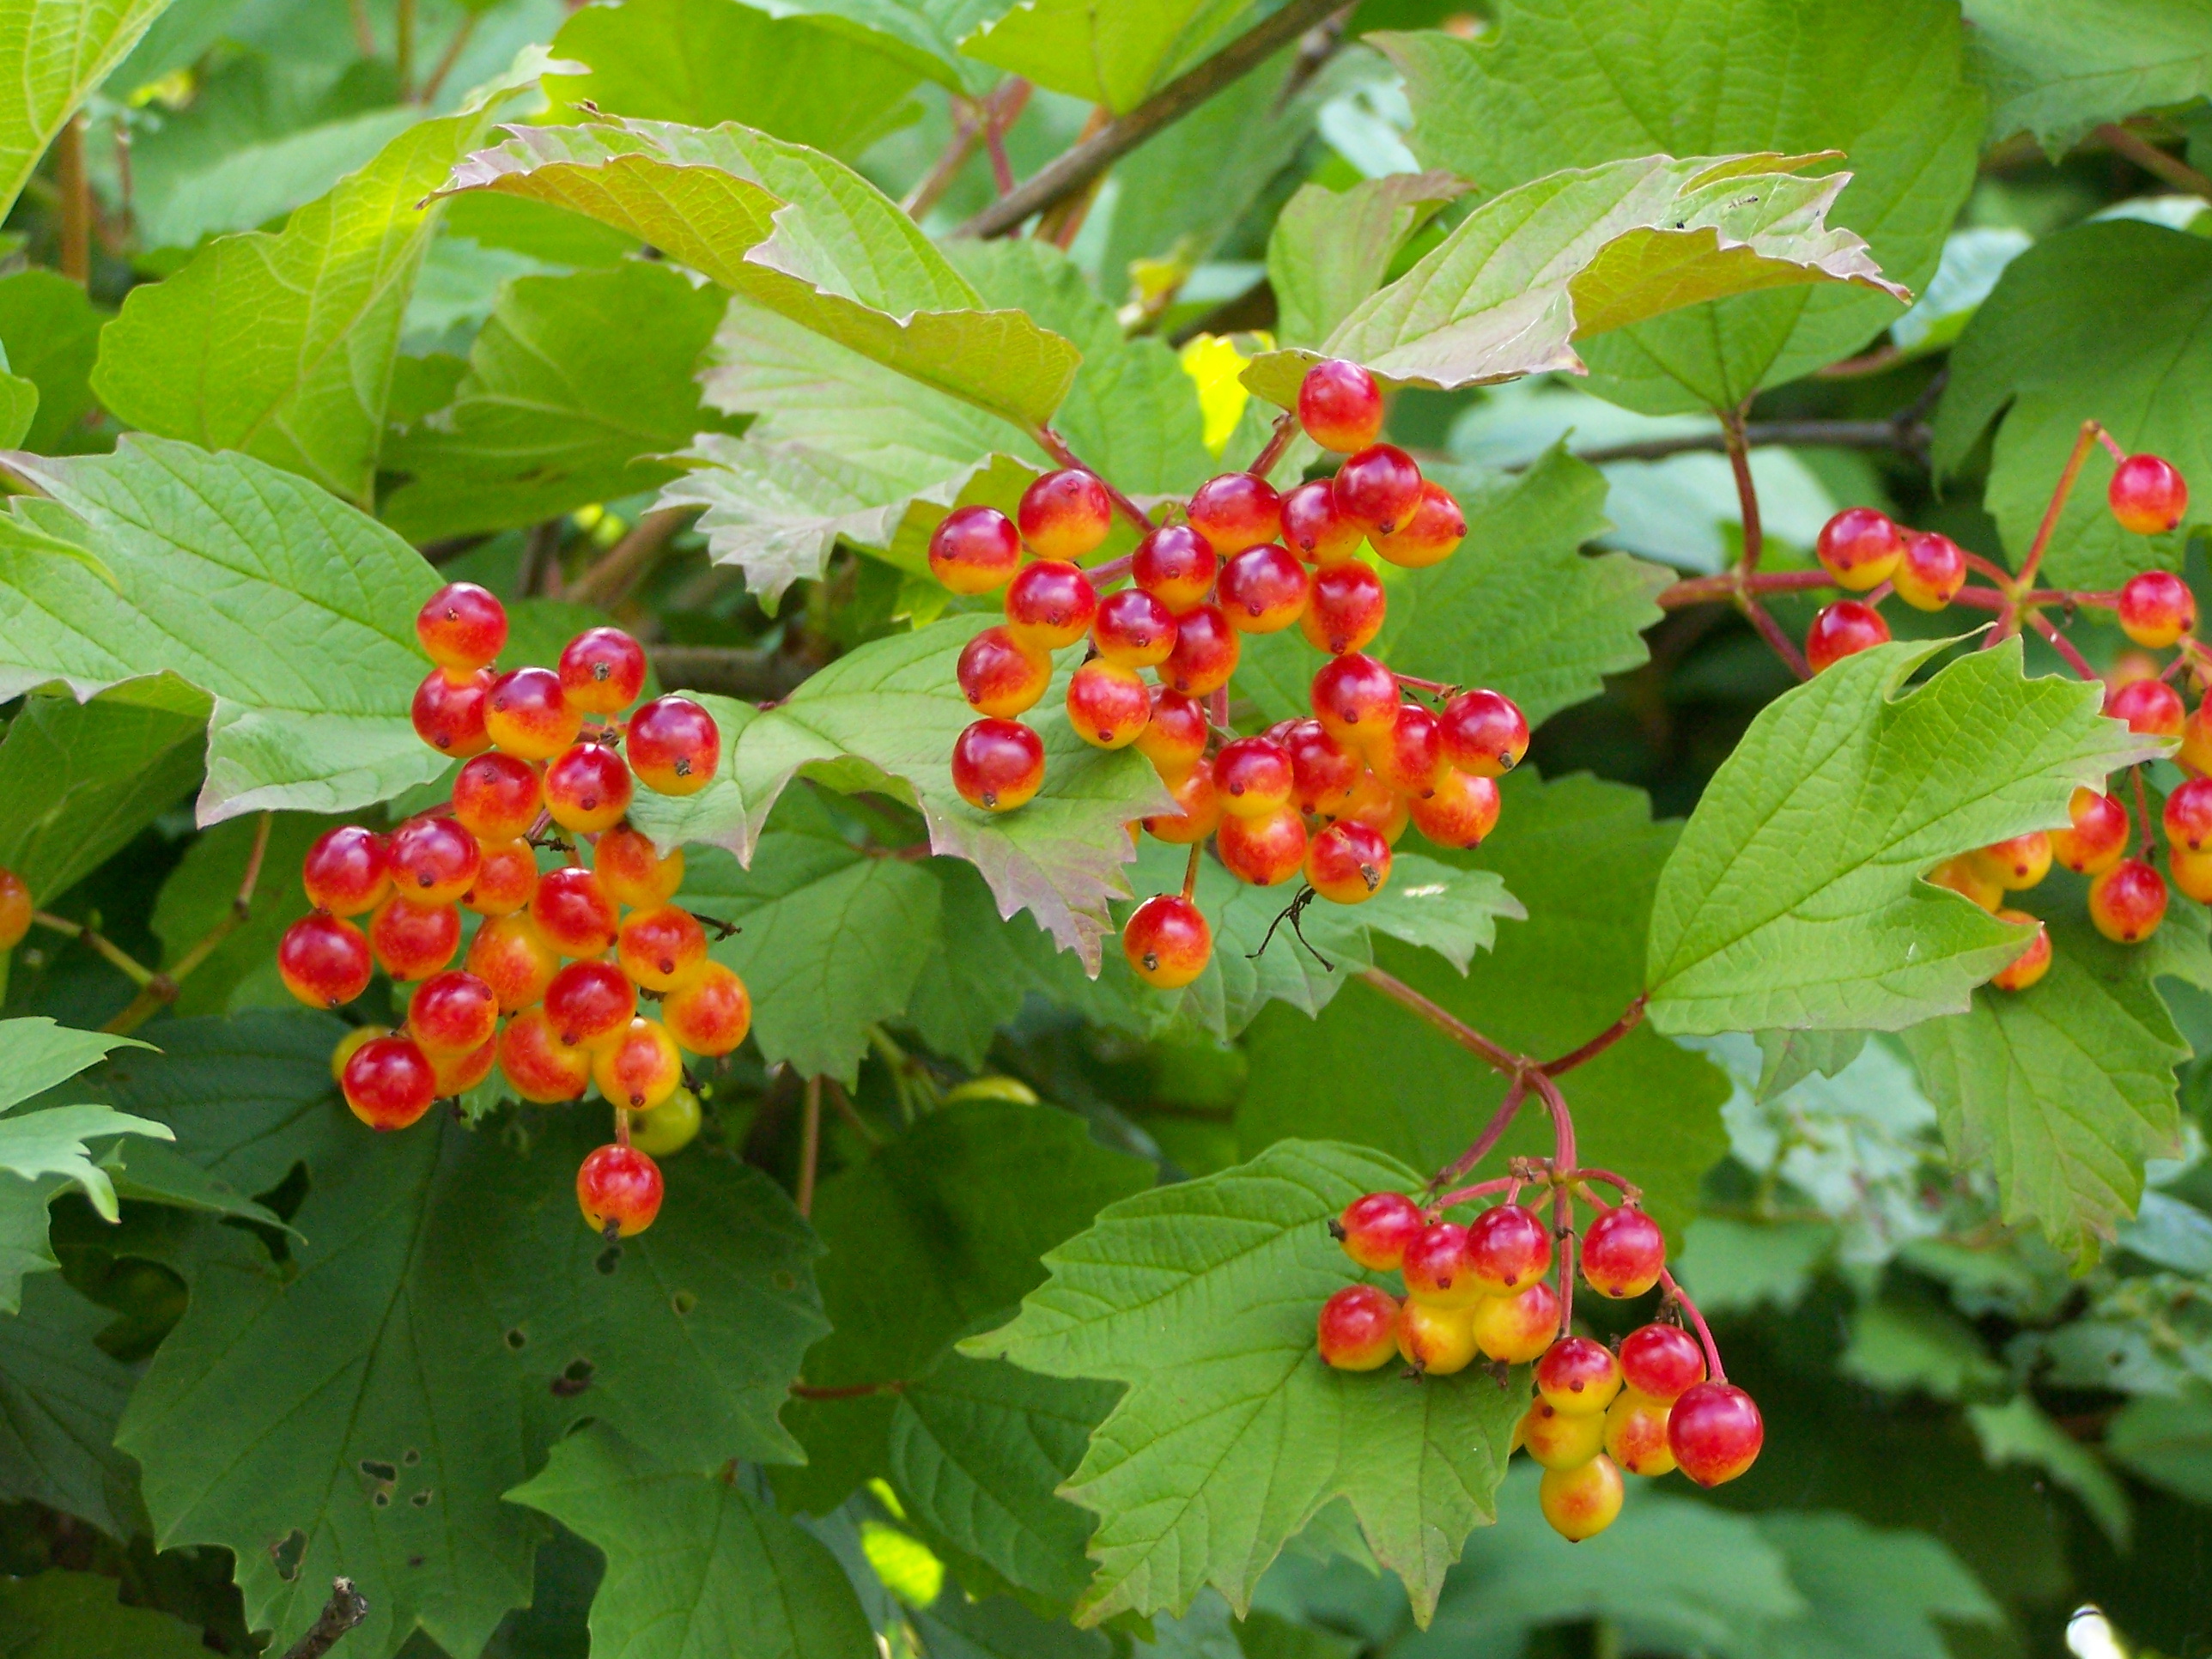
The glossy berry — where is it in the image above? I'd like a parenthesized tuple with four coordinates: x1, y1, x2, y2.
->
(1160, 604, 1239, 696)
(1929, 855, 2002, 912)
(465, 913, 561, 1012)
(630, 1086, 702, 1158)
(301, 825, 390, 917)
(1972, 831, 2051, 890)
(416, 581, 507, 671)
(596, 826, 685, 907)
(1893, 531, 1967, 611)
(1401, 1222, 1481, 1310)
(1285, 720, 1360, 813)
(544, 958, 637, 1049)
(1464, 1202, 1551, 1295)
(1188, 472, 1281, 555)
(1334, 1190, 1424, 1271)
(1218, 544, 1310, 633)
(1334, 770, 1411, 844)
(1279, 478, 1364, 565)
(1990, 909, 2052, 992)
(1370, 702, 1447, 797)
(1122, 894, 1212, 989)
(2185, 703, 2212, 781)
(626, 696, 720, 795)
(532, 866, 619, 957)
(2172, 846, 2212, 903)
(957, 626, 1053, 718)
(1004, 561, 1097, 650)
(1604, 1392, 1675, 1477)
(1806, 600, 1890, 672)
(663, 960, 752, 1055)
(1407, 770, 1501, 849)
(2167, 777, 2212, 851)
(388, 815, 481, 907)
(1300, 562, 1386, 655)
(2118, 569, 2196, 647)
(1439, 690, 1528, 778)
(1092, 588, 1178, 667)
(1306, 820, 1392, 905)
(1468, 1279, 1560, 1364)
(1522, 1400, 1607, 1471)
(1668, 1382, 1764, 1486)
(499, 1009, 592, 1103)
(1214, 737, 1293, 817)
(453, 753, 542, 843)
(557, 626, 647, 714)
(1334, 444, 1423, 536)
(928, 505, 1022, 593)
(1316, 1284, 1401, 1371)
(2052, 787, 2130, 875)
(2090, 858, 2167, 944)
(2107, 675, 2185, 738)
(1311, 653, 1399, 744)
(330, 1024, 388, 1085)
(1134, 689, 1208, 781)
(408, 969, 498, 1057)
(412, 668, 491, 758)
(592, 1017, 684, 1112)
(1540, 1455, 1625, 1541)
(577, 1143, 663, 1237)
(430, 1035, 498, 1098)
(1215, 805, 1308, 886)
(1814, 507, 1905, 591)
(1132, 524, 1218, 611)
(1538, 1335, 1623, 1417)
(544, 742, 634, 834)
(0, 868, 27, 952)
(343, 1034, 438, 1131)
(464, 829, 538, 919)
(278, 914, 373, 1009)
(482, 666, 580, 762)
(1620, 1323, 1706, 1403)
(1018, 468, 1113, 560)
(952, 718, 1046, 812)
(1141, 762, 1222, 844)
(1581, 1206, 1666, 1298)
(617, 903, 708, 993)
(368, 896, 460, 981)
(2109, 453, 2189, 534)
(1396, 1298, 1479, 1376)
(1372, 481, 1465, 568)
(1298, 359, 1384, 453)
(1066, 660, 1152, 749)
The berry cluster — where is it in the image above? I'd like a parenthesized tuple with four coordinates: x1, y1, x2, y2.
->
(1318, 1176, 1759, 1542)
(934, 361, 1529, 989)
(276, 583, 750, 1240)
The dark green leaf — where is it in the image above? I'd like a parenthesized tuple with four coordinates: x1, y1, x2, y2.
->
(0, 1570, 209, 1657)
(0, 1274, 139, 1536)
(0, 271, 102, 455)
(0, 690, 204, 905)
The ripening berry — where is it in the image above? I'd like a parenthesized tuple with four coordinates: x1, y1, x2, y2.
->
(1334, 1190, 1424, 1271)
(465, 913, 561, 1012)
(1135, 689, 1208, 781)
(1806, 600, 1891, 672)
(1537, 1336, 1623, 1415)
(1316, 1284, 1401, 1371)
(532, 865, 619, 957)
(499, 1009, 592, 1103)
(617, 903, 708, 993)
(301, 825, 390, 917)
(2172, 846, 2212, 903)
(1215, 805, 1308, 886)
(545, 957, 637, 1049)
(1581, 1206, 1666, 1298)
(429, 1034, 498, 1097)
(1300, 562, 1386, 655)
(1279, 478, 1364, 565)
(663, 960, 752, 1054)
(483, 667, 580, 761)
(1372, 481, 1465, 568)
(1005, 561, 1098, 651)
(592, 1017, 684, 1112)
(1160, 604, 1239, 696)
(928, 505, 1021, 593)
(1188, 472, 1282, 555)
(952, 718, 1046, 812)
(412, 667, 492, 758)
(1464, 1202, 1552, 1295)
(1297, 359, 1384, 453)
(1929, 855, 2002, 912)
(957, 626, 1053, 718)
(626, 696, 721, 796)
(2052, 787, 2130, 875)
(1132, 524, 1218, 611)
(2118, 569, 2197, 647)
(1141, 761, 1222, 845)
(577, 1143, 663, 1237)
(596, 826, 684, 909)
(465, 837, 539, 916)
(1540, 1454, 1624, 1540)
(1306, 819, 1392, 904)
(2090, 858, 2167, 944)
(2109, 453, 2189, 535)
(1066, 660, 1152, 750)
(1214, 737, 1293, 817)
(1092, 588, 1179, 667)
(1334, 769, 1411, 845)
(544, 742, 634, 834)
(0, 868, 27, 952)
(1122, 893, 1212, 989)
(1408, 770, 1502, 849)
(1990, 909, 2052, 992)
(2106, 675, 2185, 738)
(1893, 531, 1967, 611)
(1311, 653, 1400, 744)
(278, 913, 374, 1009)
(1604, 1391, 1675, 1477)
(1018, 469, 1113, 560)
(1620, 1323, 1706, 1403)
(452, 753, 543, 843)
(557, 626, 648, 714)
(389, 815, 481, 906)
(342, 1034, 438, 1131)
(416, 581, 507, 671)
(1468, 1279, 1560, 1364)
(2167, 776, 2212, 852)
(630, 1085, 702, 1158)
(1370, 702, 1447, 797)
(1439, 690, 1529, 778)
(330, 1024, 388, 1086)
(1522, 1400, 1607, 1471)
(1971, 831, 2052, 891)
(1401, 1221, 1481, 1310)
(1284, 720, 1360, 814)
(408, 969, 499, 1057)
(1334, 445, 1423, 535)
(1396, 1297, 1480, 1376)
(1667, 1382, 1764, 1486)
(1814, 507, 1905, 591)
(368, 896, 460, 981)
(1218, 544, 1310, 633)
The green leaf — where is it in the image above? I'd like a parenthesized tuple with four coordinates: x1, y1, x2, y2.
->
(1754, 1511, 2001, 1659)
(1840, 1292, 2006, 1400)
(1753, 1029, 1868, 1100)
(1241, 150, 1911, 410)
(719, 0, 1008, 94)
(1672, 1215, 1834, 1316)
(1966, 1394, 2131, 1548)
(0, 1017, 151, 1113)
(0, 1274, 139, 1536)
(0, 357, 33, 451)
(131, 106, 428, 252)
(0, 438, 447, 823)
(915, 1594, 1113, 1659)
(0, 0, 177, 220)
(434, 118, 1079, 429)
(1267, 172, 1468, 350)
(1960, 0, 2212, 155)
(0, 1570, 210, 1658)
(967, 1139, 1525, 1628)
(2106, 1387, 2212, 1504)
(960, 0, 1247, 114)
(1380, 0, 1980, 415)
(899, 854, 1100, 1069)
(1932, 220, 2212, 589)
(1644, 637, 2157, 1036)
(507, 1424, 876, 1659)
(0, 1103, 174, 1224)
(0, 690, 204, 904)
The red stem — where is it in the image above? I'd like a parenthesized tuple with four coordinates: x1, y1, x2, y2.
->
(1657, 568, 1833, 609)
(1426, 1176, 1520, 1213)
(1248, 411, 1298, 480)
(1660, 1268, 1725, 1382)
(1032, 425, 1154, 532)
(1742, 596, 1812, 681)
(1182, 843, 1201, 900)
(1723, 405, 1762, 578)
(1395, 672, 1459, 699)
(1357, 967, 1527, 1077)
(1949, 586, 2007, 612)
(1565, 1167, 1640, 1201)
(2016, 419, 2103, 590)
(1553, 1176, 1577, 1334)
(1540, 994, 1645, 1075)
(1086, 552, 1134, 586)
(2026, 610, 2098, 681)
(1425, 1077, 1528, 1194)
(789, 1379, 908, 1400)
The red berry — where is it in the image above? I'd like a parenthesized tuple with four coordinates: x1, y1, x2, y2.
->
(2090, 858, 2167, 944)
(592, 1017, 684, 1111)
(2110, 453, 2189, 535)
(929, 505, 1021, 594)
(626, 696, 720, 796)
(1990, 908, 2052, 991)
(1092, 588, 1178, 668)
(416, 581, 507, 672)
(368, 896, 460, 981)
(1438, 690, 1528, 778)
(485, 666, 580, 761)
(430, 1035, 498, 1097)
(1141, 761, 1221, 844)
(499, 1009, 592, 1103)
(1214, 736, 1293, 818)
(343, 1034, 438, 1130)
(1407, 769, 1500, 849)
(577, 1143, 663, 1237)
(278, 914, 373, 1009)
(464, 835, 543, 925)
(2052, 787, 2130, 875)
(1160, 603, 1239, 696)
(596, 825, 684, 907)
(1814, 507, 1904, 591)
(2107, 675, 2185, 738)
(951, 718, 1046, 811)
(1279, 478, 1364, 565)
(1372, 481, 1464, 568)
(301, 825, 390, 917)
(1066, 660, 1152, 749)
(2118, 569, 2197, 648)
(1215, 805, 1307, 887)
(1334, 1190, 1423, 1271)
(1297, 359, 1384, 453)
(1395, 1297, 1479, 1375)
(1334, 770, 1410, 844)
(408, 969, 498, 1057)
(1468, 1279, 1559, 1364)
(1668, 1382, 1763, 1486)
(1619, 1323, 1706, 1403)
(545, 957, 637, 1048)
(532, 865, 619, 957)
(412, 668, 492, 758)
(1316, 1284, 1400, 1370)
(1121, 893, 1212, 989)
(2166, 777, 2212, 851)
(1893, 531, 1967, 611)
(1018, 468, 1113, 561)
(958, 626, 1053, 718)
(465, 913, 561, 1012)
(1218, 544, 1310, 633)
(1299, 562, 1386, 655)
(1305, 819, 1392, 905)
(1537, 1335, 1623, 1415)
(1581, 1206, 1666, 1298)
(1132, 524, 1218, 611)
(1188, 472, 1281, 556)
(1311, 653, 1399, 744)
(1284, 720, 1360, 814)
(0, 868, 27, 951)
(1334, 445, 1422, 535)
(1805, 599, 1891, 672)
(617, 903, 708, 993)
(388, 814, 482, 907)
(664, 960, 751, 1054)
(557, 626, 648, 714)
(1370, 702, 1446, 797)
(452, 753, 542, 843)
(544, 742, 634, 834)
(1004, 561, 1097, 651)
(1401, 1221, 1481, 1310)
(1464, 1202, 1551, 1294)
(1524, 1400, 1607, 1471)
(1134, 688, 1208, 781)
(1970, 831, 2051, 891)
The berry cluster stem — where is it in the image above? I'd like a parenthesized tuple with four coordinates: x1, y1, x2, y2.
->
(1723, 404, 1762, 580)
(1248, 410, 1300, 481)
(1031, 425, 1155, 533)
(1659, 1267, 1726, 1383)
(797, 1074, 823, 1218)
(2014, 419, 2105, 592)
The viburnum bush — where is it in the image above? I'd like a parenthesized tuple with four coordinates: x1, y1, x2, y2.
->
(4, 0, 2212, 1655)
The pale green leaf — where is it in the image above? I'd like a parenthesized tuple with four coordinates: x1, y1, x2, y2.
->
(1966, 1394, 2131, 1547)
(0, 1018, 149, 1114)
(0, 1104, 173, 1224)
(1672, 1216, 1834, 1316)
(915, 1595, 1113, 1659)
(131, 106, 427, 251)
(721, 0, 1008, 94)
(0, 1275, 139, 1536)
(960, 0, 1247, 114)
(0, 690, 204, 903)
(0, 1570, 209, 1658)
(1961, 0, 2212, 155)
(1267, 171, 1468, 349)
(1840, 1293, 2006, 1399)
(1753, 1028, 1868, 1100)
(0, 358, 33, 450)
(0, 0, 177, 219)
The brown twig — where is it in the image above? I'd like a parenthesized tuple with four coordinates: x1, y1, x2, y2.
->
(568, 506, 691, 608)
(1248, 411, 1300, 480)
(281, 1578, 368, 1659)
(1723, 405, 1762, 578)
(33, 912, 154, 988)
(1357, 967, 1528, 1077)
(395, 0, 417, 96)
(796, 1076, 821, 1218)
(56, 115, 90, 284)
(2016, 419, 2102, 592)
(1541, 994, 1646, 1075)
(2095, 122, 2212, 199)
(1657, 568, 1833, 609)
(1560, 416, 1935, 469)
(347, 0, 377, 55)
(417, 14, 477, 105)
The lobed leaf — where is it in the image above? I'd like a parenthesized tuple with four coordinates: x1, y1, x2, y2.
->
(0, 1275, 138, 1536)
